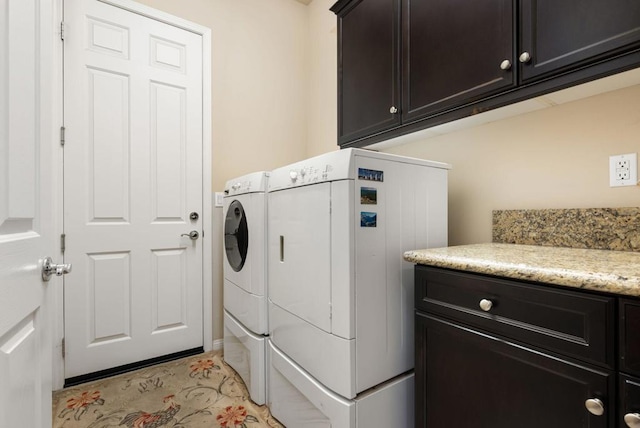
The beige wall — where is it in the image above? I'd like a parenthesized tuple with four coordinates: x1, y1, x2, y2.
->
(133, 0, 310, 192)
(384, 85, 640, 245)
(132, 0, 311, 343)
(306, 0, 339, 156)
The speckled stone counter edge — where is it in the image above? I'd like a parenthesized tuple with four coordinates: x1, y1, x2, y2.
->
(493, 207, 640, 252)
(404, 243, 640, 297)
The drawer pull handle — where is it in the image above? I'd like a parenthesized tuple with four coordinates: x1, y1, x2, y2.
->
(479, 299, 493, 312)
(625, 413, 640, 427)
(585, 398, 605, 416)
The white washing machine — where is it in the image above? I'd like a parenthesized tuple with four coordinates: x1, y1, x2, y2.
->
(267, 148, 449, 425)
(222, 171, 269, 405)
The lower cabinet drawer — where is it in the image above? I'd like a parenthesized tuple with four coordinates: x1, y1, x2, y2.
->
(415, 313, 615, 428)
(415, 266, 615, 367)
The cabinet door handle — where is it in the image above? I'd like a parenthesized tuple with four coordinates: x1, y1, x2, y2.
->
(585, 398, 605, 416)
(479, 299, 493, 312)
(624, 413, 640, 427)
(519, 51, 532, 63)
(500, 59, 512, 70)
(389, 106, 398, 114)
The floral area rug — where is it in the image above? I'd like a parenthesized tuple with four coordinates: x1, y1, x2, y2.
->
(52, 352, 283, 428)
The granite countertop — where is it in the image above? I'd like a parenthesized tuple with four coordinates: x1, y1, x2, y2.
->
(403, 243, 640, 297)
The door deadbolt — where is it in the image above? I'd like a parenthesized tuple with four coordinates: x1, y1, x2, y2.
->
(189, 212, 199, 221)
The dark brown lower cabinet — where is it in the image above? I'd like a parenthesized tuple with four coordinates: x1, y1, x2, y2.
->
(620, 299, 640, 427)
(620, 375, 640, 427)
(415, 313, 614, 427)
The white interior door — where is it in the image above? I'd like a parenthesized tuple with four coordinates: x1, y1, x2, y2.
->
(0, 0, 55, 426)
(63, 0, 204, 378)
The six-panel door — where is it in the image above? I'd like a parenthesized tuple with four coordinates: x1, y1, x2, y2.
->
(0, 0, 55, 425)
(63, 0, 204, 378)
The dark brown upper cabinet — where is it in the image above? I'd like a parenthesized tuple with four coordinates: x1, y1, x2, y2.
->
(403, 0, 515, 122)
(520, 0, 640, 82)
(332, 0, 640, 148)
(331, 0, 401, 145)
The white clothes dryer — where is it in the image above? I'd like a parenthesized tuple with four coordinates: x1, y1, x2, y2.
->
(223, 171, 269, 405)
(267, 148, 449, 425)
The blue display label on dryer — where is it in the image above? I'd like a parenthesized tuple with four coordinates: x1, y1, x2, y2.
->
(360, 212, 377, 227)
(358, 168, 383, 182)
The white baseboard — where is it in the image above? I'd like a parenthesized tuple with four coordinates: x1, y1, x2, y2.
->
(212, 339, 224, 351)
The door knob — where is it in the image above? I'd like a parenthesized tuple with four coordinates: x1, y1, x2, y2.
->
(181, 230, 199, 240)
(625, 413, 640, 427)
(42, 257, 72, 281)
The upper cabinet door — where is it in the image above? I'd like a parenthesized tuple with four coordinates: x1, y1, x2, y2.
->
(520, 0, 640, 82)
(334, 0, 401, 145)
(402, 0, 515, 122)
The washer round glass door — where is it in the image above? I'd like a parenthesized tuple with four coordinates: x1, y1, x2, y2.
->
(224, 200, 249, 272)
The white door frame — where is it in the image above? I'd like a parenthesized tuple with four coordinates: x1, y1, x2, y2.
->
(52, 0, 212, 389)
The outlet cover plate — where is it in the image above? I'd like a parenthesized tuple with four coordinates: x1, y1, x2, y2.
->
(609, 153, 638, 187)
(214, 192, 224, 207)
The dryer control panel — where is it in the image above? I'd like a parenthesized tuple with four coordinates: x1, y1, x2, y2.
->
(269, 150, 353, 191)
(224, 171, 270, 196)
(287, 164, 331, 185)
(268, 148, 450, 192)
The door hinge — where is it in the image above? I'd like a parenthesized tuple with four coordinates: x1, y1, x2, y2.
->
(61, 233, 66, 253)
(60, 21, 65, 41)
(61, 338, 66, 358)
(60, 126, 66, 146)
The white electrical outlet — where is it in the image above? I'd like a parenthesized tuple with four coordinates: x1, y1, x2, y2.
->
(609, 153, 638, 187)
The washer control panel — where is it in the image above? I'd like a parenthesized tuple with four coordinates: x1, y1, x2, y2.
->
(225, 179, 253, 195)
